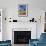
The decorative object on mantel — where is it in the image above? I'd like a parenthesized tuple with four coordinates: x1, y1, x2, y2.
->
(9, 18, 11, 19)
(5, 18, 6, 20)
(9, 17, 12, 22)
(29, 18, 35, 22)
(9, 21, 11, 22)
(18, 4, 28, 17)
(13, 20, 17, 22)
(32, 18, 34, 22)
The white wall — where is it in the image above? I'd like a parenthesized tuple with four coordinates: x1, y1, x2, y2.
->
(0, 0, 45, 43)
(0, 0, 46, 11)
(0, 9, 3, 41)
(2, 9, 8, 40)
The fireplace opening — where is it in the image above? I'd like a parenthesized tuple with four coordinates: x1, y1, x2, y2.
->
(14, 31, 31, 44)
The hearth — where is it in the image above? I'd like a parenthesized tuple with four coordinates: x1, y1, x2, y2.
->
(14, 31, 31, 44)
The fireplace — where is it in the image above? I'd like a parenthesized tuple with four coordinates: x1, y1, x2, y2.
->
(14, 31, 31, 44)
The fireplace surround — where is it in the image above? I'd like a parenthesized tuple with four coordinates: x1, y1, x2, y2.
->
(12, 28, 31, 44)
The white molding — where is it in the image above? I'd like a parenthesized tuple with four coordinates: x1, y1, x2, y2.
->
(0, 9, 3, 41)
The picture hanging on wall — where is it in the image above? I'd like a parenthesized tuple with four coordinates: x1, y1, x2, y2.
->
(18, 4, 28, 17)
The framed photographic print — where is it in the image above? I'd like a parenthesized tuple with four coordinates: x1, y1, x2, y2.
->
(18, 4, 28, 17)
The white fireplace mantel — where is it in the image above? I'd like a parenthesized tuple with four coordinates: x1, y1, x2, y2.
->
(6, 22, 37, 44)
(12, 22, 37, 39)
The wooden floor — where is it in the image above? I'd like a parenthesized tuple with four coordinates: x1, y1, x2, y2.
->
(12, 44, 29, 46)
